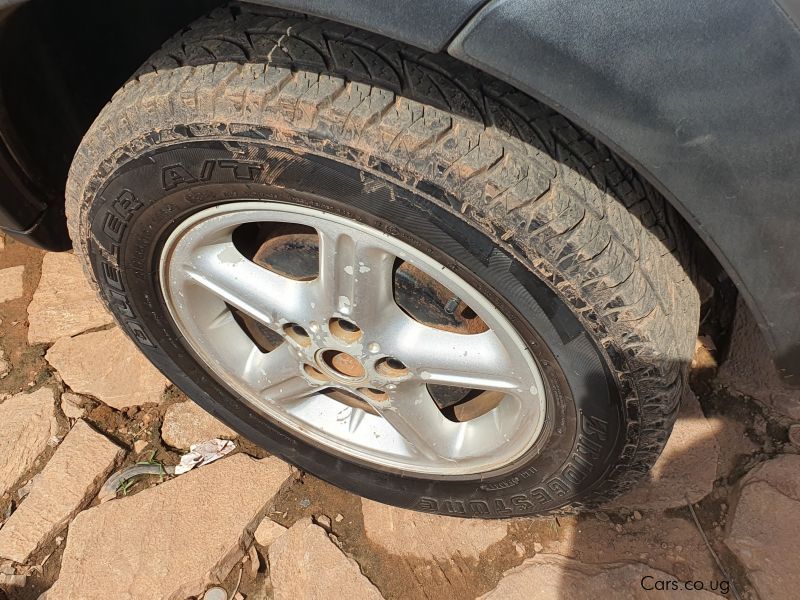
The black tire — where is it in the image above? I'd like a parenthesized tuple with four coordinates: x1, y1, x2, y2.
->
(66, 4, 699, 517)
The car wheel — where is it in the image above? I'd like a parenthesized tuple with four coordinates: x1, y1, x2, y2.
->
(66, 5, 700, 517)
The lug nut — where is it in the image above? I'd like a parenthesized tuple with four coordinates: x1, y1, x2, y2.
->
(329, 318, 362, 343)
(376, 357, 408, 378)
(358, 387, 388, 402)
(284, 323, 311, 347)
(304, 363, 327, 382)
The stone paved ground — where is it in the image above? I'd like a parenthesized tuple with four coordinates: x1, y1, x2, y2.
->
(1, 231, 799, 600)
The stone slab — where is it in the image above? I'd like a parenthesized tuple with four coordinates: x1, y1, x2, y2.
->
(0, 388, 57, 497)
(160, 401, 237, 450)
(27, 253, 113, 344)
(269, 519, 383, 600)
(46, 327, 169, 409)
(42, 455, 291, 600)
(0, 420, 123, 563)
(0, 266, 24, 304)
(725, 454, 800, 600)
(254, 517, 287, 548)
(361, 498, 507, 560)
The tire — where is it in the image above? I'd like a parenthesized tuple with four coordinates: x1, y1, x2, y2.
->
(66, 3, 700, 517)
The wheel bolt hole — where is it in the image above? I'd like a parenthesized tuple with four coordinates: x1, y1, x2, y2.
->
(320, 349, 366, 380)
(284, 323, 311, 347)
(385, 357, 406, 370)
(358, 387, 388, 402)
(376, 357, 409, 378)
(339, 319, 359, 332)
(328, 318, 362, 343)
(461, 306, 478, 320)
(304, 364, 327, 382)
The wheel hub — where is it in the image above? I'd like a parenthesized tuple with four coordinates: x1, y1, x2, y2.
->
(159, 201, 547, 475)
(319, 349, 366, 381)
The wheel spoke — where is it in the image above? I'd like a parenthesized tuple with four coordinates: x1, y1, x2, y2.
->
(379, 315, 522, 392)
(362, 383, 463, 462)
(182, 242, 315, 328)
(245, 344, 318, 403)
(316, 225, 395, 327)
(347, 407, 367, 434)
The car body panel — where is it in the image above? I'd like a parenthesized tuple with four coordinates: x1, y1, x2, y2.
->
(449, 0, 800, 379)
(247, 0, 488, 52)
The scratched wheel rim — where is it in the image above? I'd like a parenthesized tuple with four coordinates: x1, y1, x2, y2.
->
(159, 201, 547, 475)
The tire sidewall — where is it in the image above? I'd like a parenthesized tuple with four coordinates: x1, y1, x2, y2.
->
(85, 137, 622, 517)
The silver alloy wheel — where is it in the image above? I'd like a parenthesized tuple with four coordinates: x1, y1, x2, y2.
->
(160, 202, 547, 475)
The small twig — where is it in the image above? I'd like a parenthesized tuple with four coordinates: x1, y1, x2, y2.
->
(685, 495, 742, 600)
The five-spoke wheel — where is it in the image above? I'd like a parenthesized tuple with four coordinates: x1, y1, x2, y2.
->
(160, 202, 546, 475)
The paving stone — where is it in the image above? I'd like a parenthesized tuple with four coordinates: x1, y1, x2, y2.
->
(27, 253, 113, 344)
(161, 401, 237, 450)
(45, 327, 169, 410)
(361, 498, 507, 560)
(611, 389, 719, 510)
(0, 573, 27, 589)
(480, 555, 720, 599)
(0, 388, 57, 497)
(0, 266, 24, 304)
(0, 420, 123, 563)
(59, 392, 86, 420)
(0, 349, 8, 379)
(269, 519, 383, 600)
(725, 454, 800, 600)
(42, 455, 291, 600)
(718, 296, 800, 419)
(789, 424, 800, 448)
(254, 517, 287, 547)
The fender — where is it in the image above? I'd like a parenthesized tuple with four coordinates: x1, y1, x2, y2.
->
(247, 0, 487, 52)
(448, 0, 800, 379)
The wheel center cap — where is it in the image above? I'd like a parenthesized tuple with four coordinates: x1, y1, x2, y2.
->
(317, 349, 366, 381)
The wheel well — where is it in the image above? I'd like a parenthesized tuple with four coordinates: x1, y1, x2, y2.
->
(0, 0, 223, 203)
(0, 0, 737, 351)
